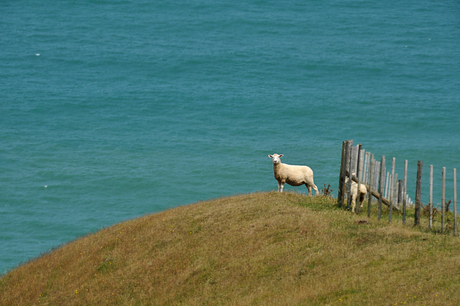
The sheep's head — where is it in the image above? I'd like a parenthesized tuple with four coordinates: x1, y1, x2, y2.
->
(344, 173, 355, 184)
(268, 154, 283, 165)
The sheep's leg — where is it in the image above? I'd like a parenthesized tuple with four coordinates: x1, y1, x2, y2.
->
(307, 185, 312, 196)
(306, 183, 318, 196)
(360, 192, 367, 208)
(352, 195, 357, 213)
(312, 184, 319, 195)
(278, 181, 285, 192)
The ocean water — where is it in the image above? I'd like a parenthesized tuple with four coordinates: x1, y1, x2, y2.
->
(1, 0, 459, 275)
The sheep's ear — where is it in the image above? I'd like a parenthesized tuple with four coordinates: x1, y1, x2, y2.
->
(268, 155, 273, 158)
(279, 154, 283, 157)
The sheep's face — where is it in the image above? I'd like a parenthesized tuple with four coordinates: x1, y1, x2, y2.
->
(268, 154, 283, 165)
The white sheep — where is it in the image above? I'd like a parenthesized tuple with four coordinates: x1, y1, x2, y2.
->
(268, 154, 319, 196)
(344, 176, 368, 213)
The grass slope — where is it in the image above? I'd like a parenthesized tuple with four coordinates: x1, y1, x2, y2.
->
(1, 192, 460, 305)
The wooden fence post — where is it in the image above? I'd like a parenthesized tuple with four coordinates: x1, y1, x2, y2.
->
(429, 165, 433, 230)
(366, 153, 369, 184)
(347, 142, 354, 211)
(338, 140, 348, 208)
(364, 152, 370, 184)
(368, 155, 375, 217)
(389, 173, 393, 222)
(397, 178, 403, 206)
(391, 158, 396, 199)
(403, 160, 408, 224)
(414, 161, 423, 226)
(356, 144, 363, 214)
(442, 167, 446, 233)
(383, 171, 391, 199)
(398, 179, 403, 221)
(378, 156, 386, 221)
(394, 173, 398, 208)
(454, 168, 457, 237)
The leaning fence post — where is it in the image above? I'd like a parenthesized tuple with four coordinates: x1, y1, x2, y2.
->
(378, 156, 386, 221)
(368, 155, 375, 217)
(429, 165, 433, 230)
(442, 167, 446, 233)
(338, 140, 348, 208)
(454, 168, 457, 237)
(414, 161, 423, 226)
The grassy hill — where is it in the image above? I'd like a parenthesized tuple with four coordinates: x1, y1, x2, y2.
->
(1, 192, 460, 305)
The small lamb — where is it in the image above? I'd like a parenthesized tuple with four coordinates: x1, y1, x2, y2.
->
(268, 154, 319, 196)
(344, 176, 368, 213)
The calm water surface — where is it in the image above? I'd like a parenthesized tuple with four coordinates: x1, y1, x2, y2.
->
(1, 0, 459, 274)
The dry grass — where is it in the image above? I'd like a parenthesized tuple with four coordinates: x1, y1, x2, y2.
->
(1, 192, 460, 305)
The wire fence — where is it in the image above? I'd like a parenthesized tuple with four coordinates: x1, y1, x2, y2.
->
(337, 140, 458, 235)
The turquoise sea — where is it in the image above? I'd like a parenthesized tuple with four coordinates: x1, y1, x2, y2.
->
(1, 0, 459, 275)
